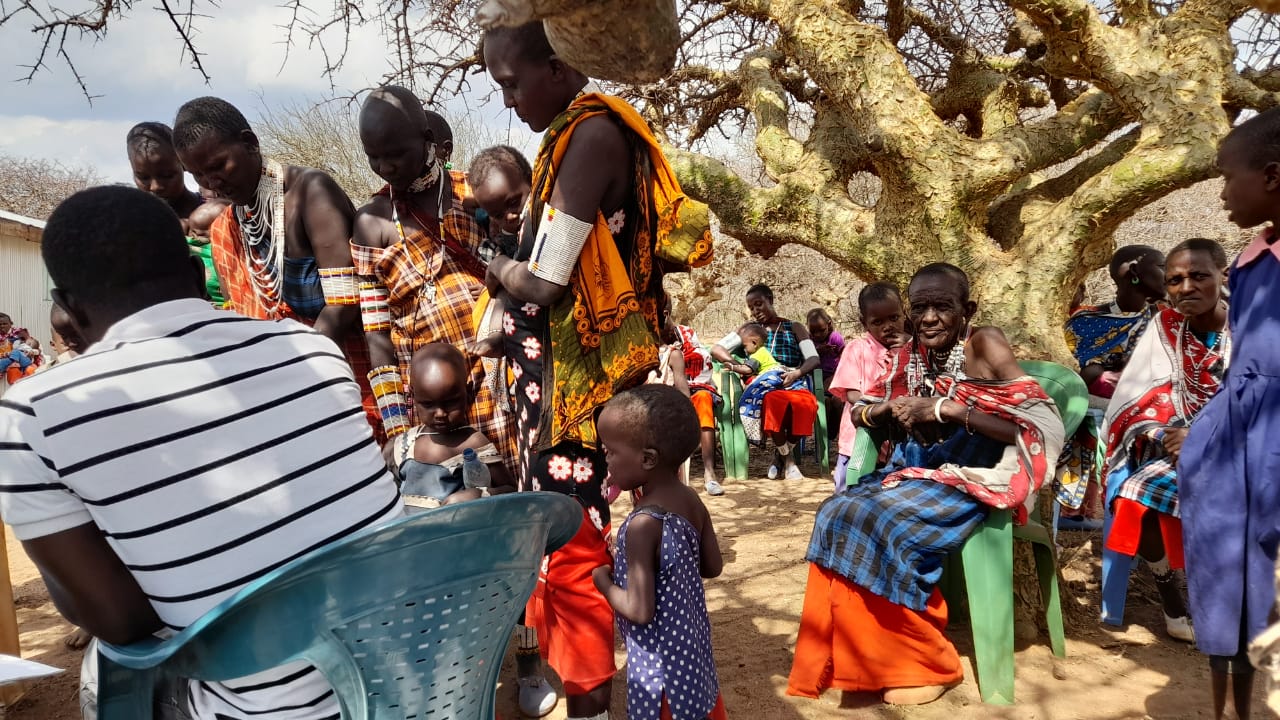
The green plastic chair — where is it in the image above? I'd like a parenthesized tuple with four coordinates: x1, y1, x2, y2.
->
(96, 493, 582, 719)
(713, 362, 829, 479)
(941, 360, 1083, 705)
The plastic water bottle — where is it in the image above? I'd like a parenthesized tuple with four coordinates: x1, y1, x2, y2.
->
(462, 448, 491, 490)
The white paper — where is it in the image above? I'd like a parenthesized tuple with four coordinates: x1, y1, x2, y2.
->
(0, 653, 61, 685)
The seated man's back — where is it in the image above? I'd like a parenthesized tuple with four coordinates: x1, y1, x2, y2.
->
(0, 187, 402, 719)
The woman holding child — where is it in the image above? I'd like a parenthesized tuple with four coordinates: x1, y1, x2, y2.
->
(712, 284, 822, 481)
(1101, 238, 1231, 640)
(788, 263, 1064, 706)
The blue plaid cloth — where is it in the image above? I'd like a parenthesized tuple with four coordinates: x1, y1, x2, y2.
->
(805, 430, 1005, 610)
(768, 321, 803, 367)
(282, 256, 326, 320)
(1111, 448, 1180, 517)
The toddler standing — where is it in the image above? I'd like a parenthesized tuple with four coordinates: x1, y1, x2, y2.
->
(592, 385, 728, 720)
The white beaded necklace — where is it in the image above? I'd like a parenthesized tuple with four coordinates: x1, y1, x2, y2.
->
(1174, 309, 1231, 418)
(233, 159, 286, 315)
(906, 333, 968, 397)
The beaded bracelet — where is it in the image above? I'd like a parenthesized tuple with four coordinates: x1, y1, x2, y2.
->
(368, 365, 410, 438)
(964, 405, 975, 434)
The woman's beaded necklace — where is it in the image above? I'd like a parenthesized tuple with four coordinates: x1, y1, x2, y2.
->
(1174, 306, 1230, 418)
(387, 159, 446, 303)
(232, 158, 286, 315)
(906, 332, 968, 397)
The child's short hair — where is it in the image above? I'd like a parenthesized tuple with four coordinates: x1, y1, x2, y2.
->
(605, 385, 700, 469)
(1168, 238, 1229, 270)
(467, 145, 533, 188)
(857, 282, 902, 316)
(410, 342, 470, 379)
(740, 323, 767, 343)
(806, 307, 832, 326)
(1223, 106, 1280, 169)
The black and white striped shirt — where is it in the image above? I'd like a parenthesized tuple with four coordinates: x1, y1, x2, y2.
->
(0, 299, 403, 718)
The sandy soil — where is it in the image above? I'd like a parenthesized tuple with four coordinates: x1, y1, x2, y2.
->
(2, 452, 1259, 720)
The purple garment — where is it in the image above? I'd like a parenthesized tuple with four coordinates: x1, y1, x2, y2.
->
(818, 330, 844, 377)
(614, 507, 719, 720)
(1180, 246, 1280, 657)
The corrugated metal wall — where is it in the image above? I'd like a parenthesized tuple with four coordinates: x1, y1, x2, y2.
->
(0, 223, 54, 390)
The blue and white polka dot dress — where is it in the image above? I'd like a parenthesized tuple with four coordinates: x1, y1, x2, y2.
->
(615, 507, 720, 720)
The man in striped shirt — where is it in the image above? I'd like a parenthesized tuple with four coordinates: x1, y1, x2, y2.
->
(0, 186, 403, 718)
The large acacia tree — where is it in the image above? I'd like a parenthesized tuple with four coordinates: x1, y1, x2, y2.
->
(7, 0, 1280, 355)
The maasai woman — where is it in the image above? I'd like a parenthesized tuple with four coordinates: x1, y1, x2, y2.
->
(350, 86, 517, 468)
(171, 97, 379, 437)
(787, 263, 1064, 706)
(482, 21, 712, 720)
(711, 284, 822, 480)
(1101, 238, 1230, 641)
(126, 122, 226, 305)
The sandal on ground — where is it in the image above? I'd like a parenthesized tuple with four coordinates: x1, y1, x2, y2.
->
(705, 479, 725, 496)
(767, 464, 781, 480)
(1165, 614, 1195, 643)
(517, 675, 558, 717)
(882, 684, 949, 705)
(785, 464, 805, 481)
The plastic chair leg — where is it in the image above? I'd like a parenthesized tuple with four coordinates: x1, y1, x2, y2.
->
(960, 511, 1015, 705)
(1100, 508, 1134, 626)
(97, 652, 159, 720)
(1031, 540, 1067, 658)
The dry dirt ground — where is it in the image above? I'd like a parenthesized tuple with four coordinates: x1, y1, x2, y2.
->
(3, 451, 1261, 720)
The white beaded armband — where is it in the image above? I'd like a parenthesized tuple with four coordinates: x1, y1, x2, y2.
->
(319, 266, 359, 306)
(528, 205, 593, 286)
(359, 281, 392, 333)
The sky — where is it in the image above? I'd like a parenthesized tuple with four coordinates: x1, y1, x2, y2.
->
(0, 1, 533, 186)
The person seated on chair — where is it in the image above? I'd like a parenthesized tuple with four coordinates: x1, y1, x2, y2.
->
(0, 187, 404, 719)
(786, 262, 1065, 707)
(711, 284, 821, 481)
(1064, 245, 1166, 400)
(1101, 238, 1230, 644)
(391, 343, 517, 509)
(734, 323, 780, 377)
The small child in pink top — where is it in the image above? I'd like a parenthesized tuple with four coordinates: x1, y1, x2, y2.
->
(829, 282, 907, 490)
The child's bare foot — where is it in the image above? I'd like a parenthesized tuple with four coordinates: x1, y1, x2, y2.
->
(882, 684, 949, 705)
(63, 627, 92, 650)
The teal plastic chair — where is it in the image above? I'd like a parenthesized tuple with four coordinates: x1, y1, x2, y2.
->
(941, 360, 1084, 704)
(713, 361, 750, 482)
(97, 493, 582, 719)
(713, 362, 829, 478)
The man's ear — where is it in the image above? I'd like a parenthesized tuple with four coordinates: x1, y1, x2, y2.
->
(51, 289, 92, 345)
(964, 300, 978, 320)
(241, 129, 261, 155)
(548, 55, 567, 81)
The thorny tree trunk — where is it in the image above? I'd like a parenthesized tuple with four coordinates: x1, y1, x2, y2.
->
(666, 0, 1259, 361)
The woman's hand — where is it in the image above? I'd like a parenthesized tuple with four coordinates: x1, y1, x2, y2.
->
(1162, 426, 1189, 461)
(889, 396, 939, 431)
(781, 369, 804, 386)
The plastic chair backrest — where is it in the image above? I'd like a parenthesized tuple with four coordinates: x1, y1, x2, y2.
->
(1018, 360, 1088, 437)
(99, 493, 582, 720)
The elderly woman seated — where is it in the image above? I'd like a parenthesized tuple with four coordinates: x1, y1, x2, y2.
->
(711, 283, 821, 481)
(786, 263, 1065, 706)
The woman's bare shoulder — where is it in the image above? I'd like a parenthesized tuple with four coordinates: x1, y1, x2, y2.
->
(965, 326, 1023, 380)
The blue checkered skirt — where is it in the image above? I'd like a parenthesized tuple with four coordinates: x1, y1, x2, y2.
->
(806, 478, 989, 611)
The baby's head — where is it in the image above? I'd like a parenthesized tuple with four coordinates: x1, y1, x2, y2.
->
(187, 200, 229, 239)
(857, 282, 906, 349)
(467, 145, 533, 236)
(408, 343, 472, 433)
(740, 323, 768, 354)
(598, 384, 700, 491)
(806, 308, 832, 343)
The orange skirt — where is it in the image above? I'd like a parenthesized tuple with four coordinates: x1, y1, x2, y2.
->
(1105, 497, 1185, 569)
(787, 564, 963, 697)
(690, 390, 716, 430)
(763, 390, 817, 437)
(526, 506, 617, 695)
